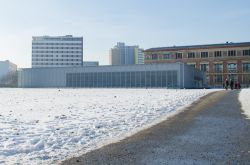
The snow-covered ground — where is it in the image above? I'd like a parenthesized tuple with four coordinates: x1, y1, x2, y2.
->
(0, 88, 219, 164)
(239, 88, 250, 119)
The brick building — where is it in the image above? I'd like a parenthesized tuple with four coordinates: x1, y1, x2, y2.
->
(144, 42, 250, 87)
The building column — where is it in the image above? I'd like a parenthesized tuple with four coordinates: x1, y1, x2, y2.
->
(223, 61, 228, 81)
(237, 60, 242, 83)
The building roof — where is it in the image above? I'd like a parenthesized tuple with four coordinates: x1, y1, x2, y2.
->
(144, 42, 250, 52)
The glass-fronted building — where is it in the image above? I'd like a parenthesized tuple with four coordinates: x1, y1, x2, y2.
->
(18, 63, 206, 88)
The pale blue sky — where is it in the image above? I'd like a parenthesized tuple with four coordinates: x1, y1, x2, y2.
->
(0, 0, 250, 67)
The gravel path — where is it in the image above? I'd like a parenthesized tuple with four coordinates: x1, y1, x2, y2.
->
(61, 90, 250, 165)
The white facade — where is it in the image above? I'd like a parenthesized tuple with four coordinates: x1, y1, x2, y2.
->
(110, 42, 144, 65)
(0, 60, 17, 79)
(32, 35, 83, 68)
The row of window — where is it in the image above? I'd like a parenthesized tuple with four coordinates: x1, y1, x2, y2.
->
(32, 55, 82, 58)
(189, 63, 250, 72)
(32, 63, 81, 65)
(32, 46, 82, 49)
(32, 42, 82, 45)
(66, 71, 178, 88)
(32, 51, 82, 53)
(33, 38, 82, 42)
(213, 75, 250, 84)
(32, 59, 81, 62)
(148, 49, 250, 60)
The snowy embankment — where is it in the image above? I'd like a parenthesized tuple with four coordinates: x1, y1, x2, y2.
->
(239, 88, 250, 119)
(0, 88, 219, 164)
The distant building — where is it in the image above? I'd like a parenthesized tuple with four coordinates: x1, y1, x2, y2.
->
(83, 61, 99, 67)
(0, 60, 17, 87)
(18, 63, 206, 88)
(144, 42, 250, 87)
(135, 47, 144, 64)
(109, 42, 144, 65)
(0, 60, 17, 79)
(32, 35, 83, 68)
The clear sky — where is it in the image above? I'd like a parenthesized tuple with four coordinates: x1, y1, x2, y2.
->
(0, 0, 250, 68)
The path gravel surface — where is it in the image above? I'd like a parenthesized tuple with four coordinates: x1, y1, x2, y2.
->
(61, 90, 250, 165)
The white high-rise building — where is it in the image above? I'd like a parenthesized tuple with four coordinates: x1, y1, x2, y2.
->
(109, 42, 144, 65)
(32, 35, 83, 68)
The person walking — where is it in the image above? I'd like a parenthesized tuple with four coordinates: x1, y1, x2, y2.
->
(230, 79, 234, 90)
(225, 78, 229, 90)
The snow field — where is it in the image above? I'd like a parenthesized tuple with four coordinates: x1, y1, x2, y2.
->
(0, 88, 219, 164)
(239, 88, 250, 119)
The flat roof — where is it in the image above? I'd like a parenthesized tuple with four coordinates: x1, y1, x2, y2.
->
(145, 42, 250, 52)
(20, 63, 187, 70)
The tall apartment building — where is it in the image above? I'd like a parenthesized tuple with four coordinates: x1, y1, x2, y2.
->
(32, 35, 83, 68)
(110, 42, 144, 65)
(144, 42, 250, 87)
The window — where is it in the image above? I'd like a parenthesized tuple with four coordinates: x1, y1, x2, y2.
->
(227, 63, 237, 71)
(214, 64, 223, 72)
(201, 52, 208, 58)
(214, 75, 223, 84)
(188, 52, 195, 58)
(176, 53, 182, 59)
(243, 63, 250, 72)
(243, 74, 250, 84)
(145, 55, 151, 60)
(214, 51, 222, 57)
(152, 54, 158, 60)
(200, 64, 209, 72)
(188, 64, 196, 68)
(163, 54, 171, 59)
(243, 50, 250, 56)
(228, 50, 236, 56)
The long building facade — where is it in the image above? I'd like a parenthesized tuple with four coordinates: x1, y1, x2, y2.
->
(18, 63, 205, 88)
(144, 42, 250, 87)
(32, 35, 83, 68)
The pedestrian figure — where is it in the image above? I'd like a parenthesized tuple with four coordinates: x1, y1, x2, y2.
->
(225, 78, 229, 90)
(230, 79, 234, 90)
(235, 81, 241, 89)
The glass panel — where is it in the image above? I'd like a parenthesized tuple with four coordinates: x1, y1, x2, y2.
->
(141, 71, 146, 87)
(150, 71, 156, 87)
(156, 71, 162, 87)
(136, 72, 141, 87)
(120, 72, 126, 87)
(97, 72, 103, 87)
(107, 72, 112, 87)
(76, 73, 80, 87)
(145, 71, 151, 87)
(131, 72, 136, 87)
(80, 73, 85, 87)
(161, 71, 167, 87)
